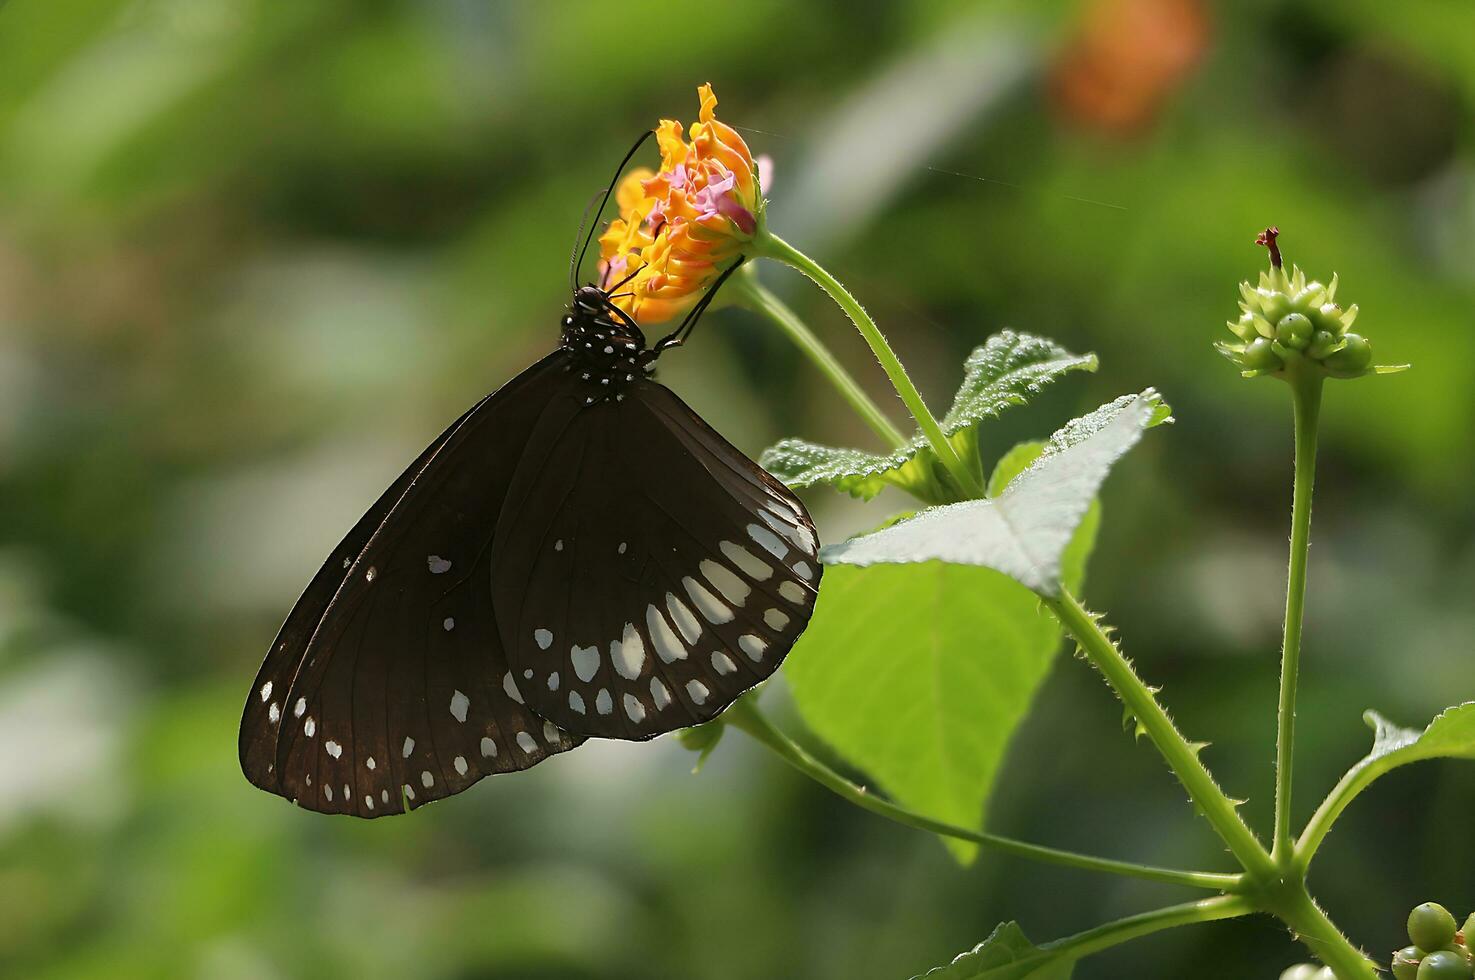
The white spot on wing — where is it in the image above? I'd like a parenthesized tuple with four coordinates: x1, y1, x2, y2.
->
(571, 644, 600, 683)
(365, 795, 374, 810)
(739, 634, 768, 661)
(684, 576, 734, 624)
(516, 731, 537, 753)
(443, 617, 455, 631)
(666, 593, 702, 644)
(794, 561, 814, 581)
(449, 690, 470, 722)
(325, 740, 342, 759)
(624, 694, 646, 723)
(543, 721, 560, 743)
(612, 623, 646, 679)
(324, 784, 333, 801)
(748, 524, 788, 559)
(454, 755, 468, 776)
(554, 539, 564, 551)
(595, 688, 613, 715)
(701, 559, 751, 607)
(712, 651, 738, 675)
(401, 736, 415, 758)
(422, 770, 434, 788)
(503, 672, 524, 704)
(720, 540, 773, 581)
(651, 678, 672, 709)
(294, 698, 306, 718)
(304, 717, 316, 737)
(764, 608, 791, 630)
(427, 555, 452, 574)
(481, 737, 497, 757)
(259, 681, 273, 702)
(365, 566, 377, 582)
(403, 783, 415, 801)
(547, 671, 560, 691)
(779, 581, 807, 603)
(534, 628, 553, 650)
(366, 756, 376, 770)
(268, 702, 280, 724)
(648, 604, 687, 663)
(686, 680, 710, 705)
(569, 691, 586, 714)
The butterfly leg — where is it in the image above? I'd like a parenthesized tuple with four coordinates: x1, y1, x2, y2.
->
(654, 257, 748, 354)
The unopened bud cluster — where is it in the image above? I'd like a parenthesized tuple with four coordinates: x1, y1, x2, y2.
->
(1216, 228, 1403, 381)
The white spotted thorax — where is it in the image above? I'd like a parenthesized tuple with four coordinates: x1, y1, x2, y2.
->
(560, 285, 659, 405)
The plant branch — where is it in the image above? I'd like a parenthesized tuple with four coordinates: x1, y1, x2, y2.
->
(725, 695, 1243, 892)
(1044, 590, 1277, 881)
(754, 231, 986, 498)
(727, 265, 908, 449)
(1039, 894, 1256, 967)
(1273, 369, 1324, 866)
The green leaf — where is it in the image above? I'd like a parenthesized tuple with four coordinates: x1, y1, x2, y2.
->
(820, 391, 1169, 597)
(783, 448, 1099, 864)
(759, 332, 1096, 504)
(1308, 704, 1475, 848)
(912, 922, 1073, 980)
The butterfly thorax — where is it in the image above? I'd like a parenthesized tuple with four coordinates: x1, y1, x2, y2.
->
(560, 285, 657, 403)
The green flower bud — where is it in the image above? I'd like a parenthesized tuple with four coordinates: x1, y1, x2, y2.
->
(1417, 949, 1472, 979)
(1279, 965, 1321, 980)
(1411, 903, 1459, 954)
(1220, 227, 1407, 381)
(1396, 946, 1426, 980)
(1463, 913, 1475, 943)
(1324, 334, 1373, 376)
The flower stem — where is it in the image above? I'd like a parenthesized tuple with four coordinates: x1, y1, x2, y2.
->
(1273, 369, 1324, 867)
(727, 265, 908, 449)
(1258, 883, 1377, 979)
(1038, 895, 1256, 967)
(1044, 590, 1277, 882)
(724, 695, 1243, 892)
(754, 231, 986, 497)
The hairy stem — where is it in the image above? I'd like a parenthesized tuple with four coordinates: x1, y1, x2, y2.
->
(1044, 590, 1277, 881)
(1274, 370, 1324, 866)
(754, 231, 986, 497)
(727, 265, 908, 449)
(725, 695, 1243, 892)
(1262, 884, 1377, 979)
(1039, 895, 1256, 967)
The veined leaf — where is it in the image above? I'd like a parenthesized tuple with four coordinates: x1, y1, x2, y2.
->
(783, 446, 1098, 864)
(759, 332, 1095, 503)
(820, 391, 1169, 597)
(912, 921, 1073, 980)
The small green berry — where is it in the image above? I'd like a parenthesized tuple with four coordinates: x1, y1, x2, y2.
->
(1396, 946, 1426, 980)
(1462, 913, 1475, 942)
(1417, 949, 1472, 979)
(1324, 333, 1373, 375)
(1412, 904, 1460, 955)
(1307, 329, 1337, 359)
(1276, 312, 1314, 349)
(1278, 965, 1320, 980)
(1242, 337, 1283, 372)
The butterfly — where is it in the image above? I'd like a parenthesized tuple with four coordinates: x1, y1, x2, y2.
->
(239, 137, 822, 817)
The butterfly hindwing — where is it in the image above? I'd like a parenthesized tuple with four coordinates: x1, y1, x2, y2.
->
(240, 354, 585, 817)
(490, 378, 821, 740)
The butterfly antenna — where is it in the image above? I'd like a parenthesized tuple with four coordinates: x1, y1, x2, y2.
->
(570, 130, 655, 292)
(656, 257, 747, 352)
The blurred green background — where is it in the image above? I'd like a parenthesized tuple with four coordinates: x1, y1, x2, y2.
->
(2, 0, 1473, 977)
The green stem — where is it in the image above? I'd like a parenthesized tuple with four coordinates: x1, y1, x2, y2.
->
(754, 231, 986, 497)
(1260, 884, 1377, 979)
(725, 695, 1243, 892)
(1044, 590, 1277, 881)
(1273, 370, 1324, 867)
(1039, 895, 1256, 967)
(727, 265, 908, 449)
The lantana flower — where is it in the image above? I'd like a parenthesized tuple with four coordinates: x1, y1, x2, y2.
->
(599, 83, 767, 324)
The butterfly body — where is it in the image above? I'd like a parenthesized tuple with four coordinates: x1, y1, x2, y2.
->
(241, 278, 821, 817)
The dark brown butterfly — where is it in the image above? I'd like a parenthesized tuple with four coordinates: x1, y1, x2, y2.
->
(239, 140, 821, 817)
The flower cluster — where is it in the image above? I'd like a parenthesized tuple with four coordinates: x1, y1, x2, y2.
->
(1217, 227, 1403, 380)
(599, 84, 766, 324)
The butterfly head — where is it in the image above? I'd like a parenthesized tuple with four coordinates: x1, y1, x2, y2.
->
(561, 286, 658, 404)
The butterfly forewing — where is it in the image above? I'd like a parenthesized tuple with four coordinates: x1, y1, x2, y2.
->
(491, 378, 821, 740)
(240, 354, 584, 816)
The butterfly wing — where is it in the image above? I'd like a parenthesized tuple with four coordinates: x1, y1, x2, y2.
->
(240, 353, 584, 817)
(490, 379, 822, 739)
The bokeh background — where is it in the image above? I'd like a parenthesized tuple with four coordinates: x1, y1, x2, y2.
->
(3, 0, 1473, 977)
